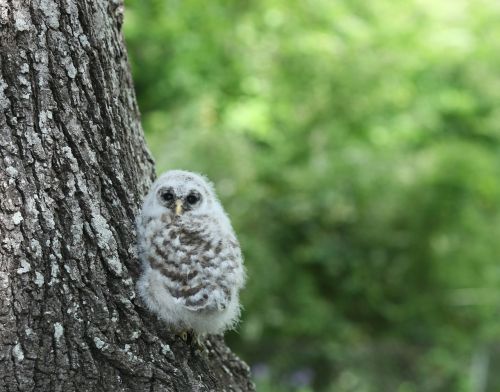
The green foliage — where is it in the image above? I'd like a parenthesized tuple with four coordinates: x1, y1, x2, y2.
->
(124, 0, 500, 390)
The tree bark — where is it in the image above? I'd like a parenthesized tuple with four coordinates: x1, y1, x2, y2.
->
(0, 1, 254, 391)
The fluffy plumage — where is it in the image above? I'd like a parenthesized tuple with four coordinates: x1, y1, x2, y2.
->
(136, 170, 245, 335)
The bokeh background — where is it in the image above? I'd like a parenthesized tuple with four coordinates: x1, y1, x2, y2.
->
(123, 1, 500, 390)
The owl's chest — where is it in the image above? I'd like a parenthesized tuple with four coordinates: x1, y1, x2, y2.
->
(149, 218, 219, 264)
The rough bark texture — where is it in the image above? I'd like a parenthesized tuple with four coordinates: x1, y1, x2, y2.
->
(0, 1, 254, 391)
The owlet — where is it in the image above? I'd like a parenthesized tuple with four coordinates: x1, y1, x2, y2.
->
(136, 170, 245, 336)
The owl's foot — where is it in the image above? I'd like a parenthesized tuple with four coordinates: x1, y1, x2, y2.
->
(178, 330, 190, 342)
(191, 333, 208, 354)
(177, 330, 206, 353)
(194, 334, 203, 349)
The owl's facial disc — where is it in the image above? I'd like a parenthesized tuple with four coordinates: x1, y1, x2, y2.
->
(157, 186, 203, 215)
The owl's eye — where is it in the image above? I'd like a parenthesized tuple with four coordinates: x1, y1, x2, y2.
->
(187, 193, 200, 205)
(161, 191, 174, 202)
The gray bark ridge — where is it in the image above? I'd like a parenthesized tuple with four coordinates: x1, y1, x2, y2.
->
(0, 1, 254, 391)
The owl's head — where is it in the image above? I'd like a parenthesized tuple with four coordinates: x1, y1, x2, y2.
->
(143, 170, 220, 219)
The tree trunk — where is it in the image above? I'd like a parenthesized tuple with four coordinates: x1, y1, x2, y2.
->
(0, 1, 254, 391)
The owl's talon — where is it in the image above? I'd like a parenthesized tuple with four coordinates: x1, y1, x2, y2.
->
(195, 336, 205, 351)
(190, 333, 206, 352)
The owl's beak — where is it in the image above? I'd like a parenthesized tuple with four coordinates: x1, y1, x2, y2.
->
(175, 199, 184, 216)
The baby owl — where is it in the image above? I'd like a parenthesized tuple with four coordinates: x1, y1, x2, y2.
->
(136, 170, 245, 337)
